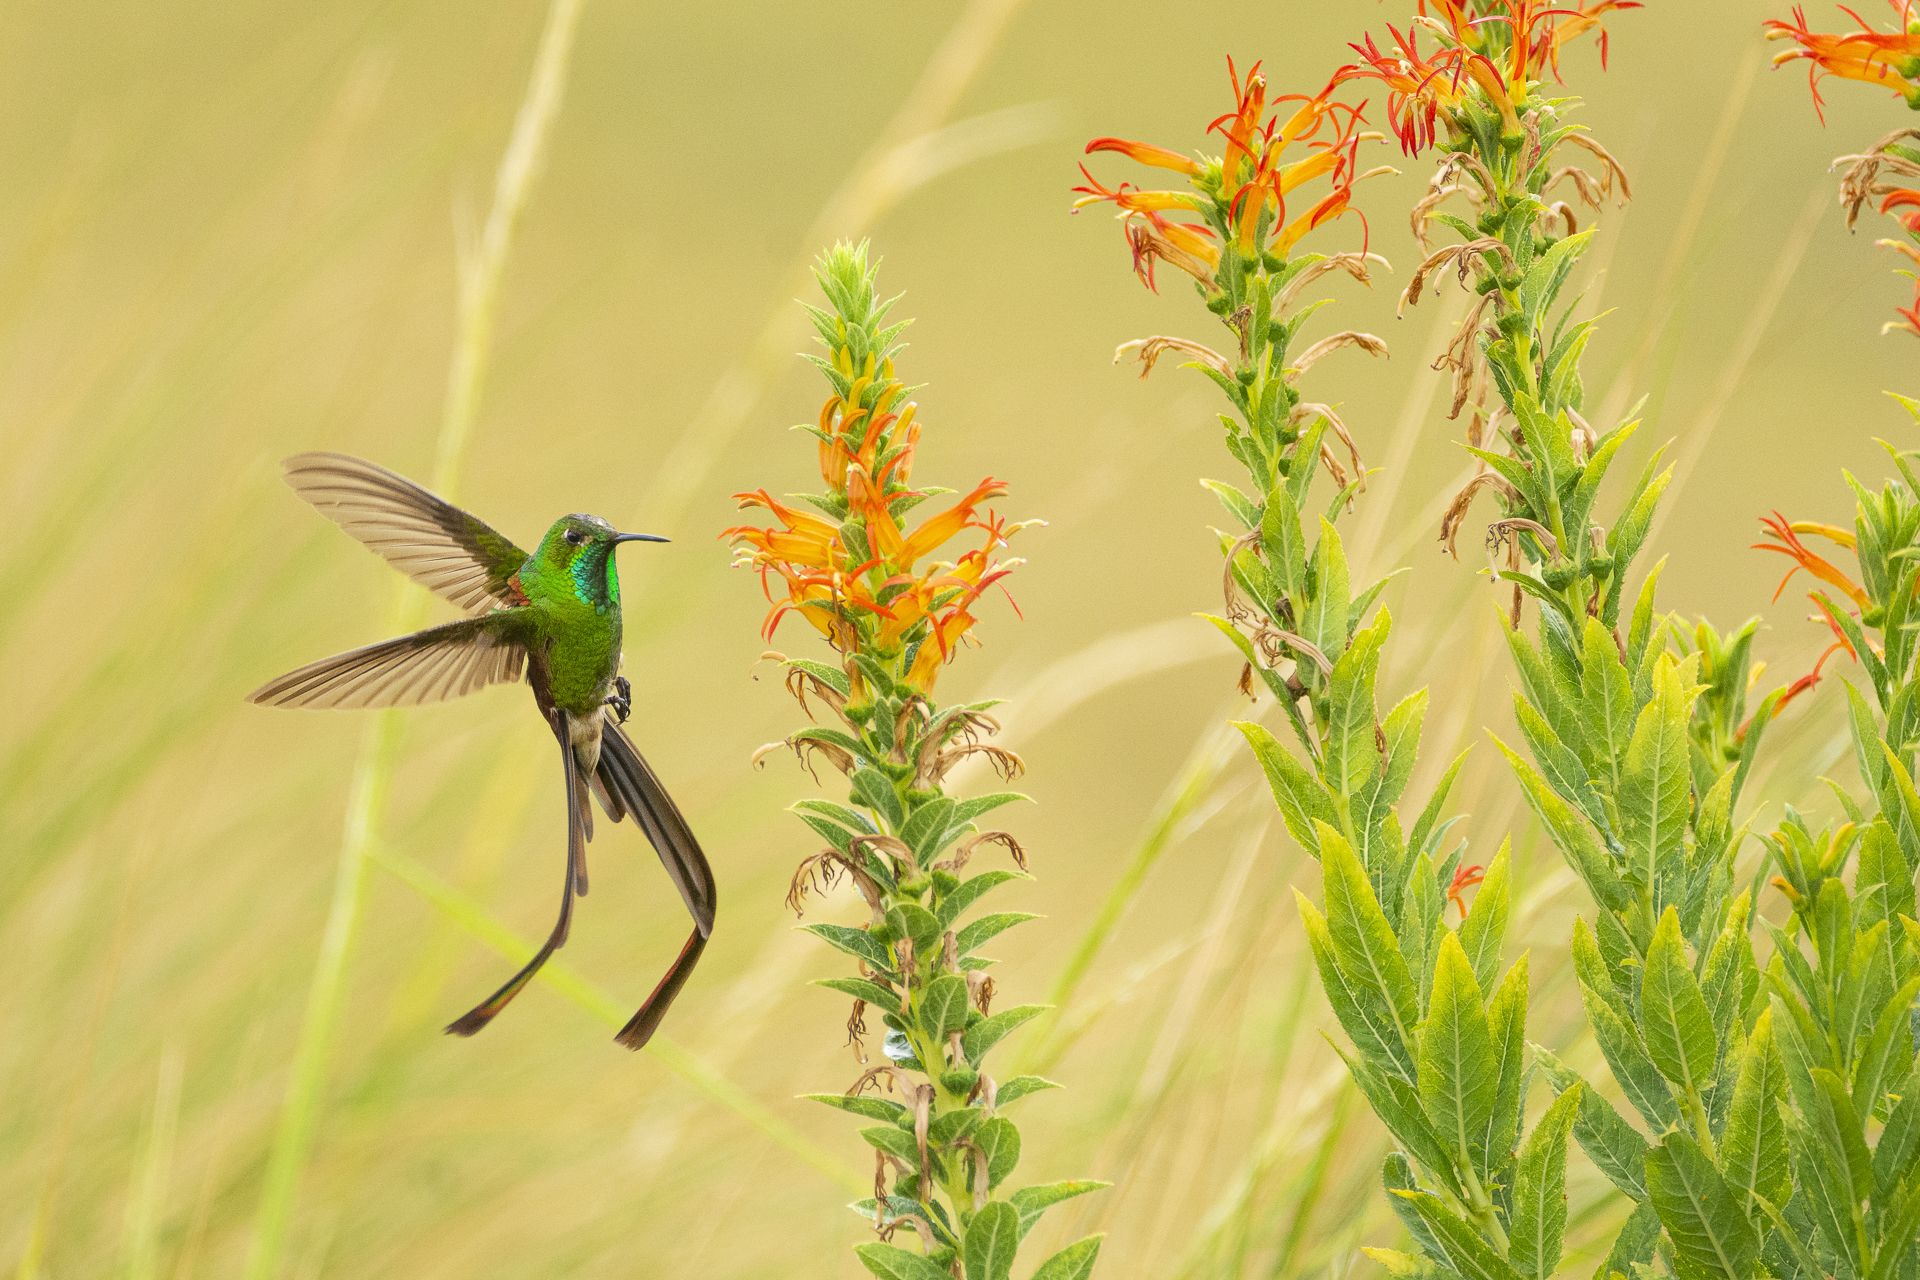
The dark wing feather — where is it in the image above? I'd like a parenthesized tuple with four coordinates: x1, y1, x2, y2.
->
(248, 613, 528, 710)
(282, 452, 528, 613)
(595, 719, 716, 936)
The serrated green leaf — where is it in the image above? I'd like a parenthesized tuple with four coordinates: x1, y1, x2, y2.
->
(1722, 1007, 1791, 1215)
(1030, 1235, 1103, 1280)
(1325, 611, 1389, 800)
(973, 1116, 1021, 1190)
(900, 797, 957, 863)
(1320, 824, 1421, 1072)
(1237, 721, 1342, 858)
(1539, 1049, 1649, 1202)
(806, 1092, 909, 1123)
(939, 870, 1028, 929)
(803, 922, 893, 969)
(851, 767, 906, 828)
(919, 974, 971, 1038)
(1010, 1180, 1108, 1239)
(886, 902, 943, 951)
(962, 1200, 1018, 1280)
(995, 1075, 1061, 1107)
(1483, 953, 1529, 1178)
(960, 1004, 1047, 1063)
(1458, 843, 1512, 995)
(1420, 933, 1499, 1171)
(818, 976, 903, 1016)
(1573, 919, 1678, 1129)
(1642, 908, 1718, 1096)
(861, 1125, 921, 1167)
(1496, 737, 1630, 911)
(1391, 1181, 1524, 1280)
(1620, 657, 1695, 908)
(1301, 517, 1351, 661)
(1644, 1132, 1760, 1280)
(1512, 1083, 1582, 1280)
(854, 1241, 953, 1280)
(956, 912, 1039, 957)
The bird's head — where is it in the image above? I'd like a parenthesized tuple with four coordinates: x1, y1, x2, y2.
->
(530, 514, 668, 609)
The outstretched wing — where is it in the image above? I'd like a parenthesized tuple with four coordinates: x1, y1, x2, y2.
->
(595, 719, 717, 936)
(283, 452, 529, 613)
(248, 613, 529, 710)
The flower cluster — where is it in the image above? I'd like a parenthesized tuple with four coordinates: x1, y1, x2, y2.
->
(1769, 3, 1920, 333)
(1339, 0, 1642, 156)
(1073, 59, 1375, 295)
(728, 264, 1025, 696)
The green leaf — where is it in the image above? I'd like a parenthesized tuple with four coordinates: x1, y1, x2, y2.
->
(956, 912, 1039, 956)
(995, 1076, 1061, 1107)
(1620, 657, 1695, 907)
(1301, 517, 1351, 661)
(1390, 1182, 1524, 1280)
(1641, 908, 1718, 1096)
(1325, 611, 1389, 800)
(1029, 1235, 1103, 1280)
(860, 1125, 921, 1167)
(1644, 1132, 1760, 1280)
(1867, 1175, 1920, 1280)
(1332, 1039, 1464, 1195)
(886, 902, 943, 952)
(1419, 933, 1499, 1172)
(1483, 954, 1529, 1177)
(1237, 721, 1342, 859)
(900, 797, 957, 863)
(962, 1200, 1019, 1280)
(1458, 843, 1512, 996)
(961, 1005, 1048, 1063)
(851, 767, 906, 828)
(939, 870, 1029, 928)
(1572, 919, 1678, 1129)
(919, 974, 971, 1038)
(805, 1092, 909, 1123)
(1495, 737, 1630, 911)
(1538, 1049, 1649, 1202)
(1010, 1181, 1108, 1239)
(1262, 479, 1307, 598)
(817, 976, 903, 1016)
(1299, 894, 1415, 1082)
(1596, 1203, 1663, 1280)
(1511, 1083, 1582, 1280)
(803, 922, 893, 969)
(973, 1116, 1021, 1189)
(950, 792, 1028, 826)
(1721, 1007, 1791, 1215)
(855, 1243, 953, 1280)
(1320, 825, 1421, 1074)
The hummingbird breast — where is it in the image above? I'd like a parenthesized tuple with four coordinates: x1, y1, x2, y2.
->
(537, 599, 623, 721)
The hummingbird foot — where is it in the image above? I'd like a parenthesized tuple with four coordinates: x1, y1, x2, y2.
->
(605, 676, 632, 725)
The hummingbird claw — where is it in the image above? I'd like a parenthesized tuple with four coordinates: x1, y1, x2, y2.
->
(606, 676, 632, 725)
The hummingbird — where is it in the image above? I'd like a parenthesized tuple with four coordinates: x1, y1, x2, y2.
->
(248, 452, 716, 1050)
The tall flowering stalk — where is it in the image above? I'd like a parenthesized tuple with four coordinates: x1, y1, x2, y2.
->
(1769, 1, 1920, 334)
(1079, 58, 1600, 1277)
(729, 242, 1103, 1280)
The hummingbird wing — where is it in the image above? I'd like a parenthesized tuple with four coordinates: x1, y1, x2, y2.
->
(594, 719, 717, 936)
(282, 453, 529, 613)
(247, 612, 529, 709)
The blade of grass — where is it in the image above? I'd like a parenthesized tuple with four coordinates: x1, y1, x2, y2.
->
(242, 4, 585, 1275)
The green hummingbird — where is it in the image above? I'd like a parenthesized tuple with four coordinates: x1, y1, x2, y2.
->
(248, 453, 715, 1050)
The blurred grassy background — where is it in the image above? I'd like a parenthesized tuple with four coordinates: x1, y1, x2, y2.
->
(0, 1, 1911, 1275)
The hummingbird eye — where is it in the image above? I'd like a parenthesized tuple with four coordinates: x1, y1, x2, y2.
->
(563, 529, 584, 546)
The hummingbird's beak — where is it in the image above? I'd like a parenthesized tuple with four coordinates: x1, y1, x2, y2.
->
(612, 532, 670, 545)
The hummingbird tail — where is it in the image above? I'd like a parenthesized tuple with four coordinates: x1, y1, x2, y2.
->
(595, 723, 717, 937)
(614, 927, 708, 1051)
(446, 711, 586, 1037)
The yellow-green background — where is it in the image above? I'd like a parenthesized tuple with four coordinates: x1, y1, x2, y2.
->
(0, 1, 1905, 1275)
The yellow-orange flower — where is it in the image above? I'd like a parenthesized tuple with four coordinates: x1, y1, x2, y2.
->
(1075, 59, 1370, 290)
(1754, 511, 1869, 607)
(1767, 2, 1920, 116)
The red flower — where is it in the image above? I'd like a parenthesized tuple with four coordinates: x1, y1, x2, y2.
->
(1754, 511, 1870, 607)
(1447, 863, 1487, 918)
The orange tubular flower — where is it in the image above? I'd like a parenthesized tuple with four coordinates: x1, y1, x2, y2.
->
(729, 279, 1025, 696)
(1074, 59, 1370, 291)
(1766, 2, 1920, 116)
(1754, 511, 1870, 607)
(1447, 862, 1487, 918)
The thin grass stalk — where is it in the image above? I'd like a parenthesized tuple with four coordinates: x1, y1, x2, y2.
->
(242, 5, 584, 1274)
